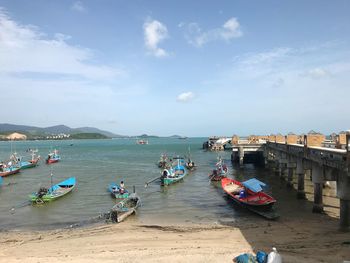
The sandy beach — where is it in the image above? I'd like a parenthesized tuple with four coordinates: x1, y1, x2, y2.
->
(1, 201, 349, 263)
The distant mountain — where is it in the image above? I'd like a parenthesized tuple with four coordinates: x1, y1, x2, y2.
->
(137, 134, 159, 138)
(75, 127, 121, 138)
(0, 123, 121, 138)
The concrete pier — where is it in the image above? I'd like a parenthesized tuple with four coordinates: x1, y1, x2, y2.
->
(229, 132, 350, 231)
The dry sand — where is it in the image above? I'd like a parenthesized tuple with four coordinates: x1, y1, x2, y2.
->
(0, 212, 349, 263)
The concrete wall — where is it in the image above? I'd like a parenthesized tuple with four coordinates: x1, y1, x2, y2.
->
(307, 134, 326, 147)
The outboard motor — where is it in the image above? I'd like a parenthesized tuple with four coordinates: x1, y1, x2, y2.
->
(37, 187, 48, 198)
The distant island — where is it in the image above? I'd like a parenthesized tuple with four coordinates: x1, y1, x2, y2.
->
(0, 123, 117, 141)
(0, 123, 189, 141)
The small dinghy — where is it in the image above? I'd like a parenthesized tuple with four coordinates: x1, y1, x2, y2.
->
(109, 193, 141, 223)
(108, 182, 129, 199)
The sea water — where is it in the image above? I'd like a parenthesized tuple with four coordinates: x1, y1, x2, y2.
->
(0, 138, 337, 230)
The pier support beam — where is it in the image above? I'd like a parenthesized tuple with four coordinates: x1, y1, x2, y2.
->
(312, 163, 324, 213)
(286, 156, 295, 188)
(337, 172, 350, 231)
(279, 153, 288, 180)
(296, 158, 306, 199)
(238, 147, 244, 167)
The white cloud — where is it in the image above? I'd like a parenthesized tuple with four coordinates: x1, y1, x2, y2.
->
(71, 1, 87, 13)
(185, 17, 242, 47)
(177, 92, 195, 102)
(0, 9, 120, 80)
(302, 68, 330, 79)
(143, 19, 169, 57)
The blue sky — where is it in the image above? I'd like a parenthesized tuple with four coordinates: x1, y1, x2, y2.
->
(0, 0, 349, 136)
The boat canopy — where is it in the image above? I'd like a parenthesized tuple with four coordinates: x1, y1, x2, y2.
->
(242, 178, 266, 193)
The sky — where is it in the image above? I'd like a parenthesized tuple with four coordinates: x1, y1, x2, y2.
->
(0, 0, 349, 137)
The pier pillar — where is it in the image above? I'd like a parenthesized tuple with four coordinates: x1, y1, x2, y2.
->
(311, 163, 324, 213)
(296, 158, 306, 199)
(238, 147, 244, 167)
(286, 157, 295, 188)
(337, 172, 350, 231)
(287, 166, 294, 188)
(279, 153, 288, 180)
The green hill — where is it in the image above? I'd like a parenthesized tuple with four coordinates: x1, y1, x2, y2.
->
(70, 133, 108, 139)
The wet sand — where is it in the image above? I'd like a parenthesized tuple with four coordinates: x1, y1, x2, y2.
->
(0, 205, 349, 263)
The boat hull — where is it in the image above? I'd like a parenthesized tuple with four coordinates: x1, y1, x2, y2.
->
(0, 167, 21, 177)
(46, 158, 60, 164)
(20, 159, 39, 169)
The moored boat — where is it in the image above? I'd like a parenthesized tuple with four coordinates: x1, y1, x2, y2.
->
(108, 182, 129, 199)
(136, 139, 148, 145)
(29, 177, 76, 203)
(161, 157, 187, 186)
(209, 157, 228, 181)
(221, 177, 276, 210)
(0, 163, 20, 177)
(109, 193, 141, 223)
(157, 153, 168, 168)
(46, 149, 60, 164)
(185, 147, 196, 171)
(11, 149, 40, 169)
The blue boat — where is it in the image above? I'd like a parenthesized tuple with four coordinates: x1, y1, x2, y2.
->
(161, 157, 187, 186)
(0, 176, 3, 186)
(108, 183, 129, 199)
(29, 177, 76, 203)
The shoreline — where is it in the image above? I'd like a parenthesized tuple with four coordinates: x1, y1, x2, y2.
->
(1, 209, 349, 263)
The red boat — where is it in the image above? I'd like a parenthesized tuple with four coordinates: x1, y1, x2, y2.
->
(0, 165, 21, 177)
(221, 177, 276, 210)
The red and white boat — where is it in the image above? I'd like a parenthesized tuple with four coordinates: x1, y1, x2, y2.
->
(0, 163, 20, 177)
(221, 177, 276, 210)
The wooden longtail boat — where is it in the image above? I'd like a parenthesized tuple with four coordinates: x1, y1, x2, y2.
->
(209, 157, 228, 181)
(29, 177, 76, 203)
(12, 150, 40, 169)
(108, 183, 129, 199)
(46, 149, 60, 164)
(0, 165, 20, 177)
(221, 178, 276, 210)
(110, 193, 141, 223)
(161, 157, 187, 186)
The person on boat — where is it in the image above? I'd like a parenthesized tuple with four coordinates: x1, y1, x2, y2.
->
(119, 181, 125, 194)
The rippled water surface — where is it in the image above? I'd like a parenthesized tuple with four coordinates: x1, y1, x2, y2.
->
(0, 138, 336, 230)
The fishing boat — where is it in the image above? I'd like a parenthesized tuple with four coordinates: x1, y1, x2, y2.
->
(46, 149, 60, 164)
(157, 153, 168, 168)
(161, 157, 187, 186)
(185, 147, 196, 171)
(136, 139, 148, 145)
(0, 163, 21, 177)
(29, 177, 76, 203)
(109, 193, 141, 223)
(11, 149, 40, 169)
(108, 182, 129, 199)
(208, 157, 228, 181)
(221, 177, 276, 210)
